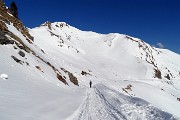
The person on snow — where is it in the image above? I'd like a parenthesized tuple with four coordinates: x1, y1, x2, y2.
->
(89, 81, 92, 88)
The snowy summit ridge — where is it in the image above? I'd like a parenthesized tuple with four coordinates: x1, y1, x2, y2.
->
(0, 0, 180, 119)
(32, 21, 180, 81)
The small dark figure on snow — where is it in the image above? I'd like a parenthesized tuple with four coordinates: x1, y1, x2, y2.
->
(89, 81, 92, 88)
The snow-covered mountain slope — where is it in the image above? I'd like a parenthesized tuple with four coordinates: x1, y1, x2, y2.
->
(31, 22, 180, 81)
(29, 22, 180, 119)
(1, 0, 180, 119)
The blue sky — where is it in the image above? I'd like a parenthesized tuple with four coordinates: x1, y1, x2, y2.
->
(4, 0, 180, 53)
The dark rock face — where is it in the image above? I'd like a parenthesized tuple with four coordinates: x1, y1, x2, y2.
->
(81, 71, 87, 75)
(154, 69, 162, 79)
(0, 30, 5, 38)
(35, 66, 44, 72)
(0, 30, 14, 45)
(61, 68, 79, 86)
(0, 38, 14, 45)
(81, 70, 91, 76)
(18, 50, 25, 57)
(0, 0, 34, 43)
(68, 72, 79, 86)
(11, 55, 22, 64)
(165, 74, 170, 80)
(57, 73, 68, 85)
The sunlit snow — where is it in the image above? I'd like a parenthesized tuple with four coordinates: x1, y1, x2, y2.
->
(0, 21, 180, 120)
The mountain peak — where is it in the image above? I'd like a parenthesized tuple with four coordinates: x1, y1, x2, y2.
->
(40, 21, 70, 29)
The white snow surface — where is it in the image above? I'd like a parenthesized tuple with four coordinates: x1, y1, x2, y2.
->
(0, 73, 8, 80)
(68, 84, 176, 120)
(0, 21, 180, 120)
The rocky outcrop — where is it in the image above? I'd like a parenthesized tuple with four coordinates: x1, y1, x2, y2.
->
(41, 21, 52, 30)
(11, 55, 22, 64)
(18, 50, 25, 57)
(68, 72, 79, 86)
(0, 30, 14, 45)
(56, 73, 68, 85)
(61, 68, 79, 86)
(0, 0, 33, 43)
(154, 69, 162, 79)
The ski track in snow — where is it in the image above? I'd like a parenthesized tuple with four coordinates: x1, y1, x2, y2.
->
(70, 84, 178, 120)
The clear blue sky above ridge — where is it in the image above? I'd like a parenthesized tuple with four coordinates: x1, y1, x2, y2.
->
(4, 0, 180, 54)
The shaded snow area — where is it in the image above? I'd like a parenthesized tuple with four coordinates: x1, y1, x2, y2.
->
(68, 84, 177, 120)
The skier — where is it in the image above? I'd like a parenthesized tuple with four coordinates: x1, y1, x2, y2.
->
(89, 81, 92, 88)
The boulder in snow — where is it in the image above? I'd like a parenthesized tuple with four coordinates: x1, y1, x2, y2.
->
(18, 50, 25, 57)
